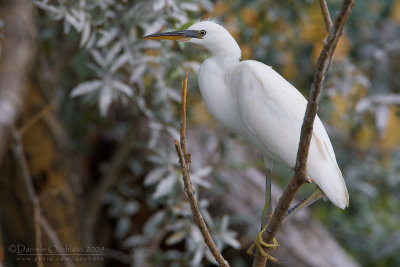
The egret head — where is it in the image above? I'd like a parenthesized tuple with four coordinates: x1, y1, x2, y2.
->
(144, 21, 241, 60)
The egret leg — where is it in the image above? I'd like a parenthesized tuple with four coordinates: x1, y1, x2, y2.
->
(285, 187, 325, 220)
(247, 165, 278, 262)
(261, 168, 272, 227)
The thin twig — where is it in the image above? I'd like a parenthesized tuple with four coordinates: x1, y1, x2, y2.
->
(85, 126, 137, 237)
(12, 128, 75, 267)
(174, 74, 230, 267)
(319, 0, 334, 81)
(18, 104, 52, 136)
(12, 129, 44, 267)
(40, 218, 75, 267)
(252, 0, 354, 266)
(180, 75, 188, 156)
(143, 228, 169, 267)
(319, 0, 333, 32)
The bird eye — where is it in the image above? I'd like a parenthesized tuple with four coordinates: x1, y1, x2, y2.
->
(198, 30, 206, 37)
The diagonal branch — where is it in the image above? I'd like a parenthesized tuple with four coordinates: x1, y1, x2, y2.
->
(319, 0, 333, 32)
(12, 129, 44, 267)
(12, 128, 75, 267)
(174, 74, 230, 267)
(85, 126, 138, 237)
(252, 0, 354, 266)
(40, 218, 75, 267)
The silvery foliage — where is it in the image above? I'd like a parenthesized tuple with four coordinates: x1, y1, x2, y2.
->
(33, 0, 210, 116)
(34, 0, 239, 266)
(356, 94, 400, 137)
(326, 59, 400, 137)
(352, 19, 400, 137)
(323, 13, 400, 264)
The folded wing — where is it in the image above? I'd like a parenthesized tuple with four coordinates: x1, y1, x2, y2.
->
(227, 60, 349, 208)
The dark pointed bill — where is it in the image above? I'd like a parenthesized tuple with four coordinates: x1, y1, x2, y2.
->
(144, 30, 199, 41)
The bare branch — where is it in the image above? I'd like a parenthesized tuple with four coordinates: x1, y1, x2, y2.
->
(40, 218, 75, 267)
(180, 74, 188, 155)
(252, 0, 354, 266)
(18, 105, 52, 136)
(12, 129, 75, 267)
(12, 129, 44, 267)
(85, 126, 137, 236)
(174, 74, 230, 267)
(319, 0, 333, 32)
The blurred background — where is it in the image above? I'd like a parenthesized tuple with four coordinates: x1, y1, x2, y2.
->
(0, 0, 399, 266)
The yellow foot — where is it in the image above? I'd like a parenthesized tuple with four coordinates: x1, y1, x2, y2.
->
(247, 224, 279, 262)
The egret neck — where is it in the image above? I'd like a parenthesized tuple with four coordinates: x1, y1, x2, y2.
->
(188, 22, 244, 134)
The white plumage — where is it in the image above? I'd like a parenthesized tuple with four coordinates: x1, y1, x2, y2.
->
(146, 21, 349, 209)
(191, 21, 348, 209)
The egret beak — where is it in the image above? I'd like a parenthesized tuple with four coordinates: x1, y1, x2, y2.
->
(144, 30, 199, 41)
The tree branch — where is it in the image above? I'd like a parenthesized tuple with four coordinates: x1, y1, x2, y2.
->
(12, 129, 44, 267)
(85, 126, 138, 237)
(174, 75, 230, 267)
(12, 128, 75, 267)
(319, 0, 333, 32)
(252, 0, 354, 266)
(18, 104, 52, 136)
(40, 218, 75, 267)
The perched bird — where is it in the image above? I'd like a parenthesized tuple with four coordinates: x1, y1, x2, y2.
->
(145, 20, 349, 260)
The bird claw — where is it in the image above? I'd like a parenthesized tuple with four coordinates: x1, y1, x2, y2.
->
(247, 224, 279, 262)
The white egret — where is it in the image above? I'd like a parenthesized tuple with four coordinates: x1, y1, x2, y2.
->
(144, 21, 349, 260)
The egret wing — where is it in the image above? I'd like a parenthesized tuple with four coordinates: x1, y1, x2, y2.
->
(228, 60, 308, 166)
(227, 60, 348, 208)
